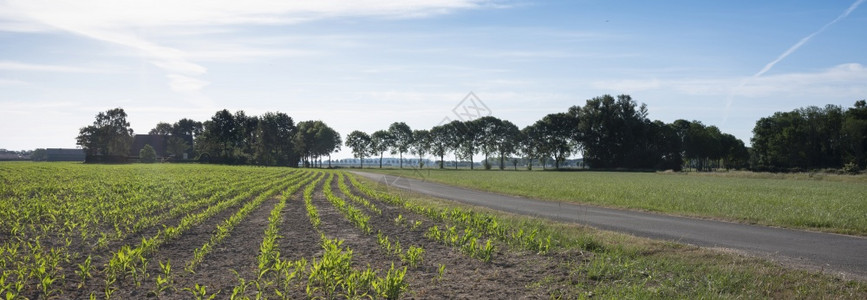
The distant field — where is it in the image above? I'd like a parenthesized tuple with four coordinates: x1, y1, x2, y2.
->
(364, 168, 867, 236)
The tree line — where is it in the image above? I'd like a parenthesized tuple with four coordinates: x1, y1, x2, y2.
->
(77, 108, 341, 167)
(76, 95, 867, 172)
(751, 100, 867, 172)
(346, 94, 750, 171)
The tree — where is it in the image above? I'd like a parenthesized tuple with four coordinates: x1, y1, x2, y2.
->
(533, 113, 577, 169)
(31, 149, 47, 161)
(254, 112, 295, 166)
(410, 129, 432, 168)
(520, 125, 541, 170)
(370, 130, 393, 168)
(474, 116, 502, 170)
(751, 105, 845, 171)
(295, 120, 339, 168)
(429, 125, 451, 169)
(451, 120, 479, 169)
(495, 120, 520, 170)
(233, 110, 258, 164)
(843, 100, 867, 169)
(197, 109, 238, 164)
(77, 108, 134, 162)
(172, 118, 203, 138)
(149, 122, 173, 135)
(166, 136, 190, 160)
(388, 122, 414, 168)
(316, 125, 341, 168)
(575, 95, 651, 169)
(140, 144, 157, 163)
(345, 131, 372, 168)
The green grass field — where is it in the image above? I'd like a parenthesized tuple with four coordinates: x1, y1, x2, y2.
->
(365, 168, 867, 236)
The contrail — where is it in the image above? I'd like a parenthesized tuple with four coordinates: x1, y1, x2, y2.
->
(723, 0, 864, 124)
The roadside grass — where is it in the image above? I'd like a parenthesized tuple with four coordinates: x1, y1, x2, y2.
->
(361, 176, 867, 298)
(362, 168, 867, 236)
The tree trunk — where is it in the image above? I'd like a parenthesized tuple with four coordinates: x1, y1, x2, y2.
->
(440, 153, 445, 169)
(379, 152, 383, 168)
(400, 152, 403, 169)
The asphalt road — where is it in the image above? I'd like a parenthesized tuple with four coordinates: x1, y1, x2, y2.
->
(352, 171, 867, 279)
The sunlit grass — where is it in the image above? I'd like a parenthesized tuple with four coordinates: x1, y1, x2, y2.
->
(364, 176, 867, 299)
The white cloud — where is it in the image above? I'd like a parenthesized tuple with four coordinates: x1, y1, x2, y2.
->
(167, 74, 209, 92)
(1, 0, 495, 94)
(0, 61, 118, 73)
(0, 78, 28, 86)
(592, 63, 867, 98)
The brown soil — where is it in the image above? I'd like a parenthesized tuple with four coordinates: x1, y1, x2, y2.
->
(34, 172, 582, 299)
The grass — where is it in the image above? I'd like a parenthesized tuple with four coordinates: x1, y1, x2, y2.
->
(363, 168, 867, 236)
(362, 176, 867, 298)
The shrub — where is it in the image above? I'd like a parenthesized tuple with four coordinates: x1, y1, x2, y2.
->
(843, 162, 861, 175)
(140, 144, 157, 163)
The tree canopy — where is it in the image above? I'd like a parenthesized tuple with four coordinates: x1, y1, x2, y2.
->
(76, 108, 134, 162)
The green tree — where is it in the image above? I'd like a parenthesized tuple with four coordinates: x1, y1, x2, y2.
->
(254, 112, 295, 166)
(345, 130, 372, 168)
(76, 108, 134, 161)
(533, 113, 577, 169)
(233, 110, 258, 164)
(140, 144, 157, 163)
(197, 109, 239, 164)
(166, 136, 190, 160)
(172, 118, 203, 138)
(149, 122, 173, 135)
(294, 120, 340, 168)
(474, 116, 502, 170)
(30, 149, 47, 161)
(451, 120, 479, 169)
(429, 124, 452, 169)
(843, 100, 867, 169)
(388, 122, 414, 168)
(520, 124, 541, 170)
(410, 129, 432, 168)
(370, 130, 393, 168)
(752, 105, 845, 171)
(495, 120, 521, 170)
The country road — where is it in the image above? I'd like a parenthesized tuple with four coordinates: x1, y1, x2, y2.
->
(352, 171, 867, 279)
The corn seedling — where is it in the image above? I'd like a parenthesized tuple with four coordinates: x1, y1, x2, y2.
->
(375, 263, 407, 300)
(184, 283, 220, 300)
(402, 246, 425, 268)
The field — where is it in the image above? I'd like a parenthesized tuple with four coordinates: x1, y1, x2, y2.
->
(368, 168, 867, 236)
(1, 162, 866, 299)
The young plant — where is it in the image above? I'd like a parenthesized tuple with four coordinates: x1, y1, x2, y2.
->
(375, 263, 407, 299)
(184, 283, 220, 300)
(154, 260, 174, 294)
(435, 264, 446, 282)
(76, 255, 93, 286)
(402, 246, 425, 268)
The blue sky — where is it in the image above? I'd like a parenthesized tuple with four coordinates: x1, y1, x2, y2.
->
(1, 0, 865, 159)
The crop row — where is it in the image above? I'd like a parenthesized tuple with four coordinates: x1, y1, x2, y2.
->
(347, 173, 552, 255)
(248, 171, 408, 299)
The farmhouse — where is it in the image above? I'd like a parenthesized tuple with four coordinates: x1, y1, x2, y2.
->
(129, 134, 194, 159)
(44, 148, 85, 162)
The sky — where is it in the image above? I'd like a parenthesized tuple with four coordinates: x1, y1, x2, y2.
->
(1, 0, 866, 159)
